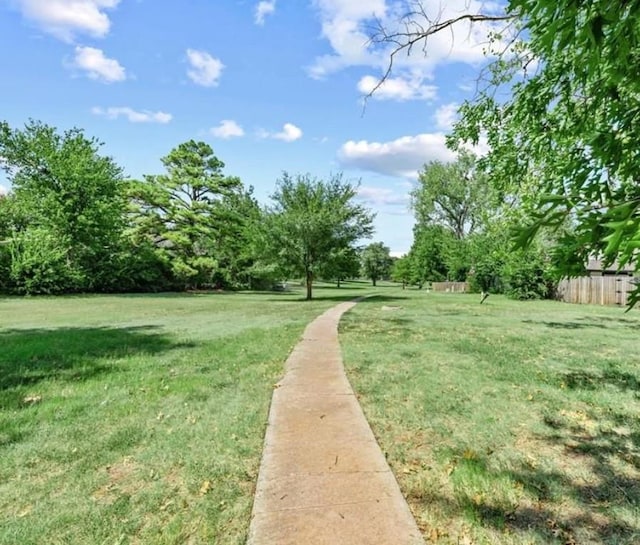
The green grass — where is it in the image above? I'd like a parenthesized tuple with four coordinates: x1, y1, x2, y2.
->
(340, 291, 640, 545)
(0, 283, 371, 545)
(6, 283, 639, 544)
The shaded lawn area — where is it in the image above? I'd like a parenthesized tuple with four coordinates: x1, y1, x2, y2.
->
(340, 292, 640, 545)
(0, 285, 369, 545)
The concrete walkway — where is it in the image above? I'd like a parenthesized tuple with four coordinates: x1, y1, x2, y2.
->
(247, 301, 425, 545)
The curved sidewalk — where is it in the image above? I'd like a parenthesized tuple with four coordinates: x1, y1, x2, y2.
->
(247, 301, 425, 545)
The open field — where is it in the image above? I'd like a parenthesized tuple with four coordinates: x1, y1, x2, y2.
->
(340, 291, 640, 544)
(0, 283, 371, 545)
(4, 284, 640, 545)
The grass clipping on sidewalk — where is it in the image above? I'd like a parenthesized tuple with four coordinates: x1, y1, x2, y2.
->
(340, 291, 640, 545)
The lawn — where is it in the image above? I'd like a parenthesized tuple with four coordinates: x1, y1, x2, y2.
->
(5, 285, 639, 545)
(340, 291, 640, 545)
(0, 283, 369, 545)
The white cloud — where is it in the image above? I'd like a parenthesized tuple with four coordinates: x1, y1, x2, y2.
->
(92, 106, 172, 123)
(462, 134, 491, 157)
(258, 123, 303, 142)
(309, 0, 508, 81)
(210, 119, 244, 139)
(71, 46, 126, 82)
(0, 185, 7, 196)
(274, 123, 302, 142)
(254, 0, 276, 25)
(13, 0, 120, 41)
(358, 74, 437, 101)
(357, 185, 410, 207)
(186, 49, 224, 87)
(308, 0, 386, 79)
(434, 102, 459, 130)
(338, 133, 456, 178)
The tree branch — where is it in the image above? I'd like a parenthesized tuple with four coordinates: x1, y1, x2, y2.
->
(366, 10, 514, 101)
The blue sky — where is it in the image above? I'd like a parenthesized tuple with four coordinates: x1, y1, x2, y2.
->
(0, 0, 499, 255)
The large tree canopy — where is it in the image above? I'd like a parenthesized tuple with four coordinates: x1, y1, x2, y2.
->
(317, 246, 361, 288)
(390, 255, 412, 289)
(409, 152, 501, 287)
(412, 152, 494, 240)
(361, 242, 392, 287)
(266, 173, 374, 300)
(0, 120, 127, 293)
(408, 224, 456, 286)
(129, 140, 246, 289)
(374, 0, 640, 305)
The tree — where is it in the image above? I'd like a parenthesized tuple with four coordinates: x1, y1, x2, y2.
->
(266, 173, 374, 300)
(0, 193, 14, 291)
(466, 228, 508, 296)
(212, 185, 267, 289)
(373, 1, 640, 305)
(464, 215, 557, 300)
(0, 191, 13, 240)
(361, 242, 392, 286)
(318, 246, 361, 288)
(409, 223, 477, 286)
(0, 120, 127, 293)
(408, 152, 494, 286)
(129, 140, 244, 289)
(412, 152, 494, 240)
(390, 256, 412, 288)
(407, 224, 450, 287)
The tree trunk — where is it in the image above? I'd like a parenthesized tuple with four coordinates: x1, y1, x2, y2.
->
(372, 277, 377, 287)
(337, 278, 341, 288)
(306, 270, 313, 300)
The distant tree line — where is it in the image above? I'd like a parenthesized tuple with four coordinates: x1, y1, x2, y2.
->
(0, 120, 377, 299)
(0, 120, 568, 302)
(391, 152, 561, 300)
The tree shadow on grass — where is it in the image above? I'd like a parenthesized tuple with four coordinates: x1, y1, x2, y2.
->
(523, 313, 640, 330)
(522, 319, 600, 329)
(502, 417, 640, 544)
(414, 381, 640, 543)
(418, 427, 640, 544)
(560, 368, 640, 392)
(0, 326, 192, 410)
(264, 294, 411, 303)
(577, 315, 640, 330)
(402, 361, 640, 543)
(313, 284, 369, 290)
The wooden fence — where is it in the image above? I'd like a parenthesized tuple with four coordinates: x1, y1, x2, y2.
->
(429, 277, 638, 306)
(556, 276, 637, 306)
(431, 281, 469, 293)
